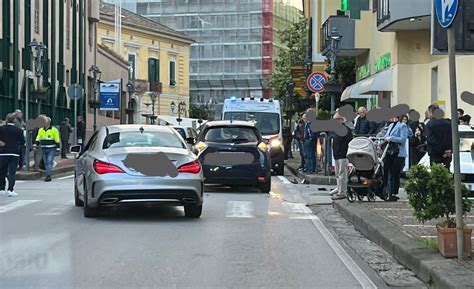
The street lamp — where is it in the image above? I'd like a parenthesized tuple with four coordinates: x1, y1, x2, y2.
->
(150, 93, 157, 125)
(29, 39, 48, 115)
(327, 27, 342, 113)
(88, 65, 102, 132)
(177, 101, 186, 124)
(125, 80, 134, 124)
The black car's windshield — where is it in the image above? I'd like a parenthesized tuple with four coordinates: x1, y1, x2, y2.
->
(103, 131, 186, 149)
(204, 127, 259, 143)
(223, 112, 280, 135)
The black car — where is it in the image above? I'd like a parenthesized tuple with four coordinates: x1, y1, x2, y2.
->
(194, 121, 272, 193)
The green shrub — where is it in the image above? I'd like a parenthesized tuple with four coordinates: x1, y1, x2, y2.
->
(404, 164, 472, 227)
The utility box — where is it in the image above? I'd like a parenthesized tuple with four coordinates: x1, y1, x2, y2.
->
(432, 0, 474, 54)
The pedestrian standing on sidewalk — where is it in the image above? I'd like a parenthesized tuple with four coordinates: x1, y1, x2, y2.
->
(294, 117, 306, 170)
(34, 117, 60, 182)
(424, 106, 452, 169)
(354, 107, 376, 136)
(303, 113, 317, 174)
(409, 124, 427, 166)
(330, 112, 353, 200)
(77, 115, 86, 147)
(59, 117, 72, 159)
(0, 113, 26, 197)
(383, 115, 409, 201)
(13, 109, 26, 170)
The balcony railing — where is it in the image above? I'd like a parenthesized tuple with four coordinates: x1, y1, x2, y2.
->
(376, 0, 431, 32)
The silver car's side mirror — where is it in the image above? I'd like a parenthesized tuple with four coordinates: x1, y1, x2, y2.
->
(70, 145, 81, 154)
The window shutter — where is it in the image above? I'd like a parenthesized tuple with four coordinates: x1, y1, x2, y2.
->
(148, 58, 155, 83)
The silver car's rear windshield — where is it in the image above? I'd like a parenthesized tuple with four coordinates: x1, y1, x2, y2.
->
(103, 131, 186, 149)
(204, 126, 259, 143)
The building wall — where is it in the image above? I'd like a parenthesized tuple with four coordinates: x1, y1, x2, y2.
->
(97, 19, 191, 124)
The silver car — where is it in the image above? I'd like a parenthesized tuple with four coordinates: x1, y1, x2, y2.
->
(71, 125, 203, 218)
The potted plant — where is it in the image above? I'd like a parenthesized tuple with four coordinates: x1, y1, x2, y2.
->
(405, 164, 472, 258)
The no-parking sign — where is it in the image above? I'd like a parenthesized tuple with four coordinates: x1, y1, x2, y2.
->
(307, 72, 328, 93)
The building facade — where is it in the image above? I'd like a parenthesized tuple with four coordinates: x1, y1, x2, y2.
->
(319, 0, 474, 117)
(110, 0, 301, 118)
(0, 0, 99, 126)
(98, 2, 194, 124)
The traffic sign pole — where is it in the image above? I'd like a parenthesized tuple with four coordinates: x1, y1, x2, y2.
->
(436, 0, 464, 260)
(448, 26, 464, 260)
(74, 85, 78, 146)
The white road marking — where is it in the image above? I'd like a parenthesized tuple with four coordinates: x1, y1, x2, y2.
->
(277, 175, 291, 184)
(282, 202, 308, 214)
(16, 181, 25, 183)
(373, 208, 412, 211)
(56, 175, 74, 180)
(225, 201, 254, 218)
(289, 215, 320, 220)
(36, 204, 73, 216)
(0, 200, 40, 213)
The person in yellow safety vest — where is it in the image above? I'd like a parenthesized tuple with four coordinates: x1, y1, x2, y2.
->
(34, 117, 60, 182)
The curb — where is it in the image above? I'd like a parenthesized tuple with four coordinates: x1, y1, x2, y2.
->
(285, 163, 337, 186)
(334, 200, 474, 289)
(16, 165, 75, 180)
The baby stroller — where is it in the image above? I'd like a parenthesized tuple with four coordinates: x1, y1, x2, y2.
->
(346, 137, 391, 202)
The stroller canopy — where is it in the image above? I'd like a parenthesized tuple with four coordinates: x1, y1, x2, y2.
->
(347, 137, 378, 171)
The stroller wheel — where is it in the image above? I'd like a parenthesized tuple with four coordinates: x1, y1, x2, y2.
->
(347, 190, 357, 203)
(357, 194, 365, 201)
(368, 191, 376, 202)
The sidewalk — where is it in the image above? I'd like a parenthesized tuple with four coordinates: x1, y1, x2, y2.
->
(285, 153, 336, 186)
(285, 150, 474, 289)
(16, 153, 76, 180)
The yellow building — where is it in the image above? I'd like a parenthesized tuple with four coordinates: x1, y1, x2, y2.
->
(320, 0, 474, 118)
(98, 3, 194, 124)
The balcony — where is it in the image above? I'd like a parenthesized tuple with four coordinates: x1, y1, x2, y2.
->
(377, 0, 431, 32)
(321, 16, 369, 57)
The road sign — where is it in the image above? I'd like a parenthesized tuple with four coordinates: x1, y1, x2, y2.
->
(100, 82, 120, 111)
(67, 84, 83, 100)
(435, 0, 459, 28)
(307, 72, 328, 93)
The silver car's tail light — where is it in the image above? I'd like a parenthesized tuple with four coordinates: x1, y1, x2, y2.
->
(93, 160, 125, 174)
(178, 161, 201, 174)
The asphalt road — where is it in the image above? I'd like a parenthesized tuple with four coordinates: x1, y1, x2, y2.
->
(0, 175, 380, 289)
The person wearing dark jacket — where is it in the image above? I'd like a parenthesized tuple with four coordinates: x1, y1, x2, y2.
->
(0, 113, 26, 196)
(77, 115, 86, 145)
(354, 107, 376, 135)
(59, 118, 73, 159)
(410, 124, 427, 166)
(331, 112, 353, 200)
(294, 118, 306, 170)
(424, 107, 452, 169)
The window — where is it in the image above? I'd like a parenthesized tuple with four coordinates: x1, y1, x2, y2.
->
(204, 126, 259, 143)
(169, 60, 176, 86)
(103, 131, 186, 149)
(128, 54, 137, 79)
(223, 112, 280, 135)
(34, 0, 40, 33)
(148, 58, 160, 84)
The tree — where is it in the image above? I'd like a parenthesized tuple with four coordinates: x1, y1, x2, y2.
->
(188, 96, 214, 121)
(268, 16, 309, 101)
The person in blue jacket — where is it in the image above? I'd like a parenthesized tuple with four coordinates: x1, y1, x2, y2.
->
(383, 115, 409, 201)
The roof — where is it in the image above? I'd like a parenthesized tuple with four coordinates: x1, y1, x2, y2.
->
(99, 3, 194, 44)
(97, 43, 128, 67)
(105, 124, 176, 133)
(204, 120, 256, 128)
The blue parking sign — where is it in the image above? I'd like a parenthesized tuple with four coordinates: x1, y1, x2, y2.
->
(100, 82, 120, 111)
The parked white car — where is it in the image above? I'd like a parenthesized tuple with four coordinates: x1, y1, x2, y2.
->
(418, 125, 474, 196)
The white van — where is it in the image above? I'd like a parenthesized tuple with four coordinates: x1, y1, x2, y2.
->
(222, 97, 285, 175)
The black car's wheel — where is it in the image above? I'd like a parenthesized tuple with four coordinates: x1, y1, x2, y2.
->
(259, 178, 271, 194)
(184, 204, 202, 218)
(83, 181, 99, 218)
